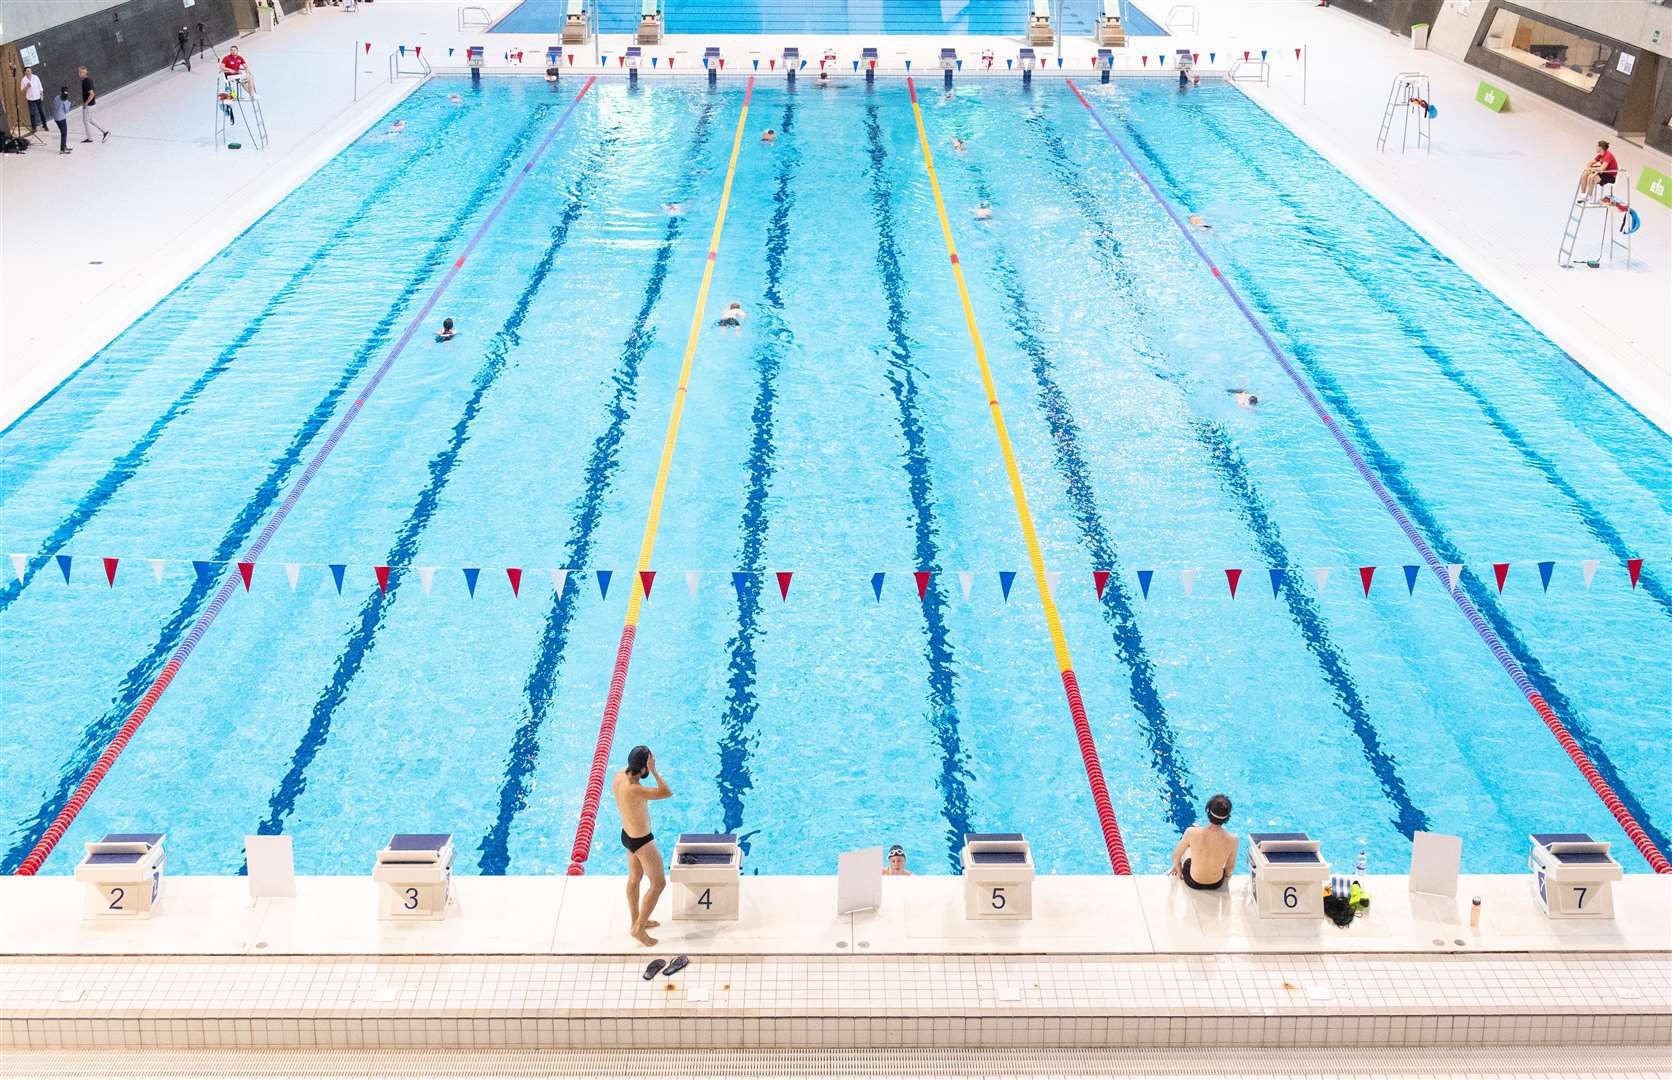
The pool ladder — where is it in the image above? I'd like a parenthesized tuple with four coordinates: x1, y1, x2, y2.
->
(1376, 73, 1430, 154)
(214, 75, 269, 151)
(1558, 171, 1633, 269)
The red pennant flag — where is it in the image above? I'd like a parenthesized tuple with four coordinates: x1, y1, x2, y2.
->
(639, 570, 655, 599)
(914, 570, 931, 599)
(1628, 557, 1643, 588)
(1243, 50, 1250, 60)
(1493, 562, 1510, 593)
(365, 42, 372, 54)
(568, 53, 574, 65)
(414, 45, 421, 57)
(103, 557, 119, 586)
(719, 57, 725, 69)
(507, 567, 523, 596)
(1294, 47, 1301, 59)
(769, 58, 776, 70)
(619, 55, 624, 66)
(1225, 568, 1242, 599)
(668, 56, 675, 68)
(238, 561, 254, 590)
(1359, 566, 1375, 596)
(776, 571, 793, 600)
(1094, 570, 1110, 599)
(1140, 55, 1148, 66)
(375, 565, 390, 594)
(1192, 52, 1199, 63)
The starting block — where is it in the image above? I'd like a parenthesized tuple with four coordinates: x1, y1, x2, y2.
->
(373, 833, 454, 920)
(75, 833, 166, 919)
(1247, 832, 1328, 918)
(1529, 833, 1621, 918)
(962, 833, 1033, 919)
(671, 833, 741, 920)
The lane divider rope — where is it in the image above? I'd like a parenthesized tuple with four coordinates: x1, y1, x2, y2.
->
(14, 77, 599, 876)
(566, 77, 755, 876)
(906, 77, 1131, 875)
(1067, 79, 1668, 874)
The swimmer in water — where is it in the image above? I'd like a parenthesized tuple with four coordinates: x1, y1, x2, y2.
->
(664, 202, 684, 216)
(883, 845, 912, 876)
(1188, 214, 1211, 229)
(760, 128, 776, 143)
(716, 301, 745, 328)
(1227, 388, 1258, 409)
(950, 137, 966, 154)
(973, 201, 993, 221)
(389, 119, 406, 134)
(436, 317, 456, 342)
(448, 93, 462, 105)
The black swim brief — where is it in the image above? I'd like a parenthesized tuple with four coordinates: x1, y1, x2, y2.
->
(622, 830, 653, 854)
(1181, 857, 1226, 891)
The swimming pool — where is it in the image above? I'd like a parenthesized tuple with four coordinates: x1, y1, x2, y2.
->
(1, 76, 1666, 878)
(493, 0, 1168, 38)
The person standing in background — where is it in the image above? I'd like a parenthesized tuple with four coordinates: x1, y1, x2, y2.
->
(20, 67, 45, 132)
(78, 65, 109, 143)
(52, 86, 72, 153)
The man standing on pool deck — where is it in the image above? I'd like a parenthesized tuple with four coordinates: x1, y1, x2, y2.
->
(612, 745, 672, 946)
(78, 66, 109, 143)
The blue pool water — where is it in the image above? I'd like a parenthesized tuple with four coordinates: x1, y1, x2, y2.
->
(1, 77, 1667, 879)
(494, 0, 1167, 38)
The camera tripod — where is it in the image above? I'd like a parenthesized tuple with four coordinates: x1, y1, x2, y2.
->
(170, 22, 211, 71)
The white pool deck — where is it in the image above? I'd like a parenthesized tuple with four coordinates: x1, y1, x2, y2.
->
(1, 872, 1668, 957)
(1, 0, 1669, 432)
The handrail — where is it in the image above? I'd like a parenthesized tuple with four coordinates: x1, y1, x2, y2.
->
(458, 4, 491, 31)
(1164, 3, 1198, 33)
(389, 47, 433, 83)
(1229, 58, 1269, 85)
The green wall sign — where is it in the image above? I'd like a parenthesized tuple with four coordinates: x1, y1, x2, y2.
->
(1475, 80, 1508, 112)
(1638, 166, 1672, 210)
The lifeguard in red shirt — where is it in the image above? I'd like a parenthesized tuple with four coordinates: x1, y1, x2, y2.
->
(220, 45, 253, 90)
(1579, 139, 1619, 202)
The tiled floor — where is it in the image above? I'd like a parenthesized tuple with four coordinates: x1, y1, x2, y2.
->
(2, 1045, 1670, 1077)
(3, 950, 1668, 1049)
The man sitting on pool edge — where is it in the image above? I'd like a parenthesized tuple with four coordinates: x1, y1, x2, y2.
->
(1168, 793, 1239, 890)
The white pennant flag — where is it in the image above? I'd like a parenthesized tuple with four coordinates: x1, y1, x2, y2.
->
(284, 563, 301, 591)
(148, 559, 165, 583)
(549, 568, 569, 597)
(1044, 571, 1060, 598)
(9, 553, 25, 581)
(1181, 568, 1198, 598)
(1581, 559, 1599, 589)
(958, 571, 974, 601)
(1445, 563, 1463, 591)
(1313, 567, 1331, 593)
(685, 571, 700, 598)
(419, 566, 437, 594)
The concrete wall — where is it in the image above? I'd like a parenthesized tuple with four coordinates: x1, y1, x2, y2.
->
(0, 1, 126, 43)
(1648, 56, 1672, 154)
(1318, 0, 1445, 38)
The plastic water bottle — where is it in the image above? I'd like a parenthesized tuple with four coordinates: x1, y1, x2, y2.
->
(1355, 850, 1368, 878)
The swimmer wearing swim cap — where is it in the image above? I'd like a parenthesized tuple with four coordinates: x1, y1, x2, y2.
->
(1169, 794, 1238, 890)
(436, 317, 456, 342)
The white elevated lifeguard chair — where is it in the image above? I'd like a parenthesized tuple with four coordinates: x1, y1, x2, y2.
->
(562, 0, 589, 45)
(637, 0, 663, 44)
(1027, 0, 1055, 46)
(1096, 0, 1126, 46)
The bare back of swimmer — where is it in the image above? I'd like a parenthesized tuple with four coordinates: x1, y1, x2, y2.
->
(612, 745, 672, 945)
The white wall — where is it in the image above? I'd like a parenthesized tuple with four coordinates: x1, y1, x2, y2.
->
(0, 0, 126, 44)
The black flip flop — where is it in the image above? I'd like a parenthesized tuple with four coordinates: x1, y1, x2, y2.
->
(662, 954, 689, 977)
(641, 958, 667, 980)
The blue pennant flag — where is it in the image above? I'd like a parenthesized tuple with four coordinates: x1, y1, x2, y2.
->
(56, 554, 72, 583)
(852, 59, 859, 72)
(1137, 569, 1154, 599)
(193, 560, 214, 585)
(955, 59, 962, 71)
(330, 564, 347, 594)
(1404, 564, 1420, 595)
(800, 59, 807, 70)
(596, 569, 612, 600)
(1260, 49, 1268, 61)
(1209, 52, 1216, 64)
(905, 59, 911, 70)
(732, 571, 752, 600)
(998, 570, 1017, 602)
(752, 58, 759, 70)
(1269, 567, 1285, 597)
(871, 572, 885, 602)
(652, 56, 658, 67)
(463, 567, 480, 597)
(1006, 58, 1013, 70)
(448, 47, 455, 57)
(1056, 56, 1063, 68)
(1538, 560, 1555, 592)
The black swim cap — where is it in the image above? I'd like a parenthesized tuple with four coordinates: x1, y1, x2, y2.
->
(1207, 793, 1232, 824)
(626, 744, 651, 777)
